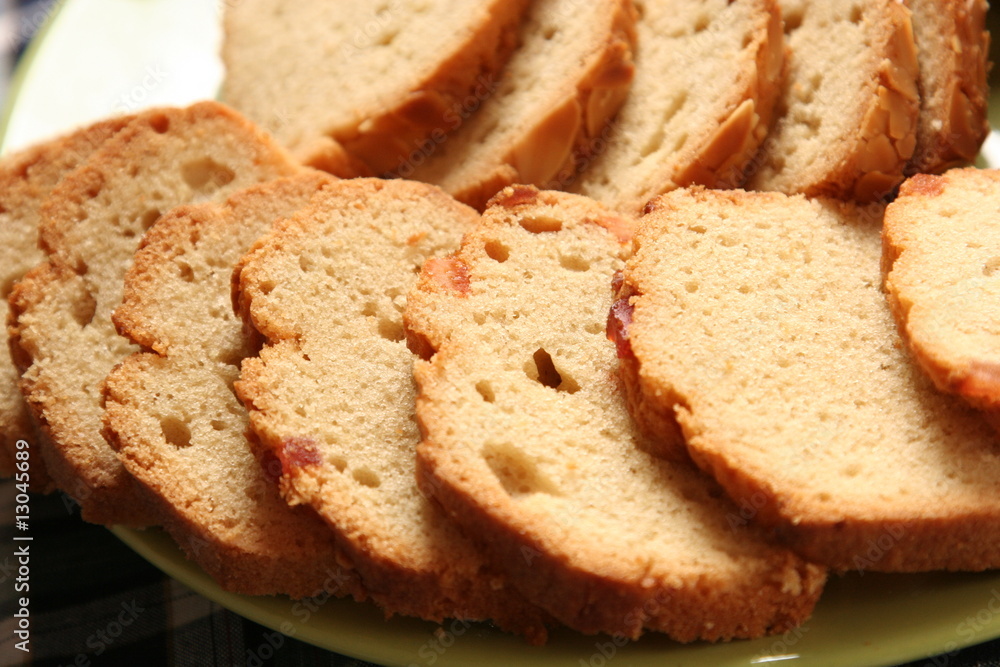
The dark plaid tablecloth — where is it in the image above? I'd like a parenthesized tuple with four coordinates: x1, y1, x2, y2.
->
(2, 1, 1000, 666)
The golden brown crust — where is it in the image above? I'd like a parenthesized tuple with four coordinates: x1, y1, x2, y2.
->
(905, 0, 990, 175)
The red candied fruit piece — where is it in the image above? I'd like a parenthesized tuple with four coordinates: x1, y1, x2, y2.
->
(423, 257, 471, 296)
(277, 436, 322, 475)
(607, 297, 634, 360)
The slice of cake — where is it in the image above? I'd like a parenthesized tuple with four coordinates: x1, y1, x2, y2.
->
(103, 174, 365, 598)
(403, 0, 637, 210)
(571, 0, 783, 215)
(883, 168, 1000, 414)
(905, 0, 990, 175)
(0, 116, 130, 491)
(405, 184, 825, 640)
(619, 186, 1000, 571)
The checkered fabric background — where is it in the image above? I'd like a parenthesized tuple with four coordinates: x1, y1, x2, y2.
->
(0, 1, 999, 666)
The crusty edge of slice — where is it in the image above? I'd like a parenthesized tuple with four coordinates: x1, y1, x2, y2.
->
(882, 171, 1000, 414)
(906, 0, 991, 175)
(265, 0, 536, 176)
(673, 0, 784, 191)
(438, 0, 639, 211)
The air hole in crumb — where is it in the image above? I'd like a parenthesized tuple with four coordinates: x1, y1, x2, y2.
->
(483, 442, 560, 497)
(139, 209, 161, 231)
(161, 416, 192, 448)
(475, 380, 496, 403)
(181, 157, 236, 192)
(352, 467, 381, 488)
(376, 28, 399, 46)
(559, 255, 589, 272)
(543, 26, 557, 40)
(361, 301, 378, 317)
(984, 257, 1000, 277)
(330, 455, 347, 473)
(685, 281, 699, 293)
(149, 114, 170, 133)
(210, 420, 226, 431)
(584, 322, 603, 335)
(177, 262, 194, 282)
(258, 280, 276, 296)
(0, 275, 16, 299)
(784, 8, 804, 33)
(71, 289, 98, 327)
(693, 13, 710, 32)
(378, 317, 404, 342)
(527, 348, 580, 394)
(519, 215, 563, 234)
(485, 240, 510, 262)
(849, 4, 862, 23)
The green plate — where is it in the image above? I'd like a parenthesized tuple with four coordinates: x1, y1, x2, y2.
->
(7, 2, 1000, 665)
